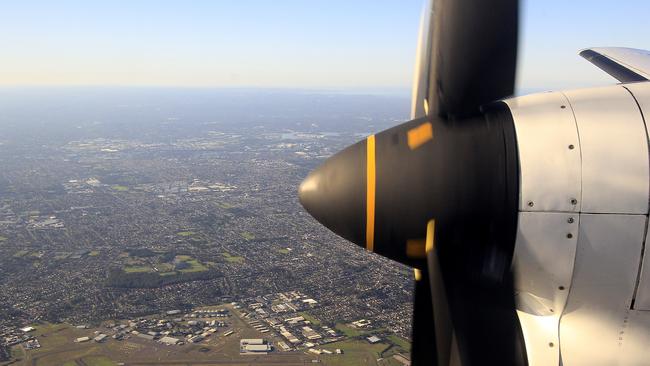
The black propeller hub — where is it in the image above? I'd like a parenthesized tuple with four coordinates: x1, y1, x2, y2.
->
(299, 103, 519, 272)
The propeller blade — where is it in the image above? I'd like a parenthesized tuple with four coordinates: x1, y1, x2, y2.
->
(299, 0, 524, 363)
(411, 0, 435, 119)
(411, 268, 438, 366)
(428, 0, 519, 118)
(424, 220, 454, 366)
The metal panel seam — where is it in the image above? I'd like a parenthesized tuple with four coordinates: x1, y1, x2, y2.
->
(622, 84, 650, 308)
(622, 85, 650, 214)
(631, 216, 650, 309)
(556, 214, 580, 366)
(559, 92, 583, 212)
(515, 210, 581, 365)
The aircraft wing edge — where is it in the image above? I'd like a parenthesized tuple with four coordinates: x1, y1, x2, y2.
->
(580, 47, 650, 83)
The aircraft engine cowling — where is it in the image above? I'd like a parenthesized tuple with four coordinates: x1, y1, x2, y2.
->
(507, 82, 650, 365)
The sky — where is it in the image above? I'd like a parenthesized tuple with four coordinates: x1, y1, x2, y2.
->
(0, 0, 649, 92)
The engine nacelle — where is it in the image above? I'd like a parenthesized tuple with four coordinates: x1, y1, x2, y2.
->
(505, 81, 650, 365)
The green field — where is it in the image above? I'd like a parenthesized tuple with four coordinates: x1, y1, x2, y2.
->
(123, 265, 151, 273)
(179, 259, 208, 273)
(33, 323, 75, 349)
(240, 231, 255, 240)
(13, 250, 29, 258)
(11, 346, 25, 359)
(277, 248, 290, 254)
(111, 185, 129, 191)
(156, 262, 175, 272)
(335, 323, 367, 338)
(222, 252, 244, 263)
(89, 250, 100, 257)
(387, 334, 411, 351)
(177, 231, 197, 237)
(0, 235, 7, 241)
(123, 255, 207, 275)
(83, 355, 116, 366)
(321, 339, 390, 366)
(54, 252, 71, 260)
(299, 312, 321, 326)
(7, 323, 127, 365)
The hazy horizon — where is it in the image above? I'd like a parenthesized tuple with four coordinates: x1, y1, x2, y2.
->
(1, 0, 649, 91)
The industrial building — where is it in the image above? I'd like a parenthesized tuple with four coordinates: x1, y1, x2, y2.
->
(159, 336, 180, 345)
(240, 338, 272, 354)
(93, 334, 107, 343)
(367, 335, 381, 344)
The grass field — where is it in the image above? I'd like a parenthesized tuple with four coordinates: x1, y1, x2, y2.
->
(240, 231, 255, 240)
(320, 339, 390, 366)
(54, 252, 71, 260)
(111, 185, 129, 192)
(13, 250, 29, 258)
(335, 323, 367, 338)
(299, 312, 321, 326)
(179, 259, 208, 273)
(0, 235, 7, 241)
(83, 355, 116, 365)
(11, 346, 24, 359)
(177, 231, 197, 237)
(123, 265, 151, 273)
(89, 250, 100, 257)
(156, 262, 175, 272)
(276, 248, 291, 254)
(386, 334, 410, 352)
(123, 255, 208, 275)
(222, 252, 244, 263)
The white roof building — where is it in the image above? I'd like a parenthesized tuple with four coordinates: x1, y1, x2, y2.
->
(159, 336, 180, 345)
(94, 334, 107, 342)
(240, 338, 272, 354)
(367, 335, 381, 344)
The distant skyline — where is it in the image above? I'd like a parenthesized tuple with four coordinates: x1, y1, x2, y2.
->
(0, 0, 649, 92)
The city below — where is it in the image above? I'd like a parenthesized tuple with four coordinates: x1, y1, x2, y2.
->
(0, 88, 414, 366)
